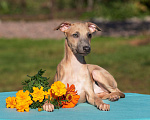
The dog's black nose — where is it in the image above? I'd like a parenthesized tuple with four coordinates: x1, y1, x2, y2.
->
(83, 46, 91, 53)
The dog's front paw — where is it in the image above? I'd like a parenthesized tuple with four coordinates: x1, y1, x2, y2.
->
(97, 103, 110, 111)
(43, 102, 54, 112)
(109, 94, 120, 102)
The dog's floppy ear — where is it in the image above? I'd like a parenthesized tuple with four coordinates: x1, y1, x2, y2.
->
(86, 22, 101, 33)
(54, 22, 71, 32)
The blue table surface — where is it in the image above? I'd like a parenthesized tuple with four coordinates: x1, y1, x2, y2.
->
(0, 92, 150, 120)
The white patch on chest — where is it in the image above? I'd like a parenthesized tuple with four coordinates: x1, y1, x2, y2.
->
(62, 70, 87, 95)
(74, 80, 85, 95)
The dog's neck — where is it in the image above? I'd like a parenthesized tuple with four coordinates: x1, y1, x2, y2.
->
(64, 39, 86, 66)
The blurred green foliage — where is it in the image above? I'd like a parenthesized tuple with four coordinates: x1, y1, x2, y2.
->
(0, 0, 150, 20)
(82, 0, 150, 20)
(0, 0, 9, 14)
(0, 0, 50, 15)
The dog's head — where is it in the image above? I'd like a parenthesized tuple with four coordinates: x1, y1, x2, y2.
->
(55, 22, 101, 56)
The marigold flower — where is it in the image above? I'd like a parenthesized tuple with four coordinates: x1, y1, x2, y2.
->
(16, 102, 30, 112)
(44, 88, 52, 99)
(51, 81, 67, 97)
(16, 90, 31, 103)
(5, 97, 17, 108)
(30, 86, 45, 102)
(62, 84, 80, 108)
(15, 90, 33, 112)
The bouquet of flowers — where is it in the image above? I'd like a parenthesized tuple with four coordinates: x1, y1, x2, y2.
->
(5, 69, 80, 112)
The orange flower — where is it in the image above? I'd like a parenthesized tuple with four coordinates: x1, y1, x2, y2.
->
(62, 84, 80, 108)
(38, 107, 43, 112)
(66, 94, 73, 102)
(5, 97, 17, 108)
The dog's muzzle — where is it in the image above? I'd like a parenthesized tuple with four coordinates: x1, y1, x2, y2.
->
(83, 46, 91, 53)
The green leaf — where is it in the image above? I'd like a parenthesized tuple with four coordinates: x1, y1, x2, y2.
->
(22, 69, 50, 90)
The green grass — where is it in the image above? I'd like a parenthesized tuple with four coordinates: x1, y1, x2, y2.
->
(0, 36, 150, 94)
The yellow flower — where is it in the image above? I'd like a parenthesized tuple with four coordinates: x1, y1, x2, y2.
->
(5, 97, 16, 108)
(51, 81, 67, 97)
(16, 90, 31, 103)
(30, 86, 45, 102)
(16, 102, 30, 112)
(44, 88, 52, 99)
(15, 90, 33, 112)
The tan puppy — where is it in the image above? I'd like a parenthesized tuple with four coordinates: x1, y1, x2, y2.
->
(43, 22, 125, 112)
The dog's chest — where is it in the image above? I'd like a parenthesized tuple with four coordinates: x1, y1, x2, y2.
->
(61, 66, 91, 95)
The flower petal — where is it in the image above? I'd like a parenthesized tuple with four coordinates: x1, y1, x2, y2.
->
(62, 102, 75, 108)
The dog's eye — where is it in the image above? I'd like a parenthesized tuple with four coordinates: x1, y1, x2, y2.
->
(87, 33, 92, 38)
(73, 33, 79, 38)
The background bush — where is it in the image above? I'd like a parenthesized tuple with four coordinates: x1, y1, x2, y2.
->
(0, 0, 150, 20)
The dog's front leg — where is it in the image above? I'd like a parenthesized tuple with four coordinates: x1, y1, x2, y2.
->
(85, 88, 110, 111)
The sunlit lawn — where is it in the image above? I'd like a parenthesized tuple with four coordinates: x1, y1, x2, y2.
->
(0, 36, 150, 94)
